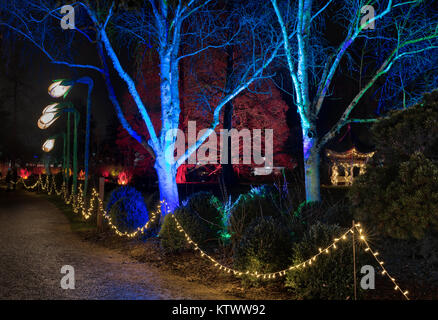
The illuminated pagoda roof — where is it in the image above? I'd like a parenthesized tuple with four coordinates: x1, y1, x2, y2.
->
(325, 125, 375, 161)
(326, 147, 374, 160)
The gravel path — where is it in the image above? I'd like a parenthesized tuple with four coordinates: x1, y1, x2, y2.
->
(0, 189, 234, 300)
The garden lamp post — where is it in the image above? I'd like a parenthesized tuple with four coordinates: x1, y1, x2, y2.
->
(38, 101, 80, 194)
(49, 78, 94, 197)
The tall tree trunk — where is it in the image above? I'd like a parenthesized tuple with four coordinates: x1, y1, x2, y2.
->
(303, 134, 321, 202)
(154, 155, 179, 216)
(156, 48, 181, 214)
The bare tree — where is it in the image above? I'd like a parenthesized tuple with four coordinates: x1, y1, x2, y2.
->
(0, 0, 281, 213)
(270, 0, 438, 201)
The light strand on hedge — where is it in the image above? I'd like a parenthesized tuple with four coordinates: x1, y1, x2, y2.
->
(17, 176, 412, 299)
(171, 211, 412, 298)
(355, 224, 410, 300)
(92, 188, 161, 238)
(17, 175, 159, 238)
(170, 210, 354, 280)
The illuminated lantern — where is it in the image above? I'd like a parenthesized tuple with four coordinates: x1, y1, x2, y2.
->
(48, 80, 72, 99)
(42, 139, 55, 152)
(117, 172, 130, 185)
(78, 170, 85, 180)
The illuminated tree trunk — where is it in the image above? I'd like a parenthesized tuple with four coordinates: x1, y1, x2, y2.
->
(155, 156, 179, 216)
(303, 135, 321, 202)
(155, 45, 182, 214)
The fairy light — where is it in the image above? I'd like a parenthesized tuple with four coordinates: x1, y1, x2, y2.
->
(16, 174, 159, 238)
(170, 211, 354, 280)
(15, 176, 413, 298)
(354, 224, 410, 300)
(170, 207, 413, 297)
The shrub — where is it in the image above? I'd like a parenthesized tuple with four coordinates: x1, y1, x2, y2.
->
(184, 191, 222, 239)
(350, 152, 438, 240)
(159, 192, 222, 253)
(285, 223, 366, 300)
(349, 91, 438, 240)
(418, 231, 438, 265)
(159, 213, 187, 253)
(233, 216, 295, 285)
(229, 185, 283, 248)
(294, 199, 353, 230)
(371, 91, 438, 164)
(324, 200, 353, 228)
(106, 186, 145, 212)
(107, 186, 149, 233)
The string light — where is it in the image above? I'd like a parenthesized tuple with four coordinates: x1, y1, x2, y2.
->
(170, 211, 354, 280)
(16, 175, 159, 238)
(16, 176, 412, 299)
(354, 225, 409, 300)
(171, 208, 412, 299)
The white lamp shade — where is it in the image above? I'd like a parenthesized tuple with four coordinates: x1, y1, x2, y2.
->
(37, 112, 59, 129)
(48, 81, 72, 98)
(42, 139, 55, 152)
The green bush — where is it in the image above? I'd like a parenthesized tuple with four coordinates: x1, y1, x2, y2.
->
(184, 191, 222, 239)
(349, 92, 438, 240)
(159, 192, 222, 253)
(107, 186, 149, 234)
(233, 216, 295, 285)
(294, 200, 353, 231)
(285, 223, 365, 300)
(159, 213, 187, 253)
(350, 152, 438, 240)
(229, 185, 283, 248)
(370, 91, 438, 164)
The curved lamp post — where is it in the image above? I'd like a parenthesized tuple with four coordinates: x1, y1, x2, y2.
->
(38, 101, 80, 194)
(49, 78, 94, 197)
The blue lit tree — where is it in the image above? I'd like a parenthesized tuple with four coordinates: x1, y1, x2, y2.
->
(270, 0, 438, 201)
(0, 0, 280, 213)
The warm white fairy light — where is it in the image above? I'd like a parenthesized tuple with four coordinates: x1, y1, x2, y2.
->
(18, 174, 159, 238)
(16, 176, 412, 298)
(170, 211, 354, 280)
(354, 225, 409, 300)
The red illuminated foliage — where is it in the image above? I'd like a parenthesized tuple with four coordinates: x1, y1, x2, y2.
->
(116, 50, 295, 181)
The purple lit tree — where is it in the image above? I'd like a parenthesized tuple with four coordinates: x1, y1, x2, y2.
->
(269, 0, 438, 201)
